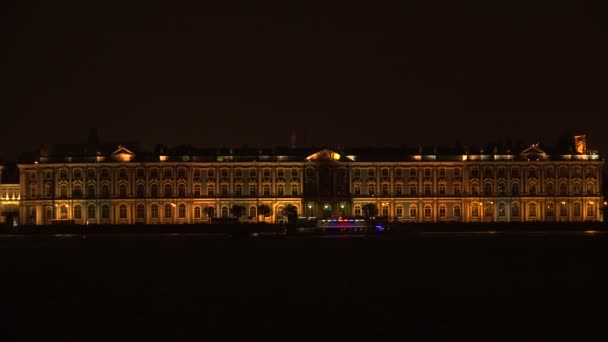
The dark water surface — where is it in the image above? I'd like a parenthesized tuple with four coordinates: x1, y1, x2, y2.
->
(2, 232, 607, 341)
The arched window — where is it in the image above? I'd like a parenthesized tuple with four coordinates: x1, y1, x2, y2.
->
(382, 184, 389, 196)
(178, 184, 186, 197)
(136, 204, 145, 219)
(424, 205, 432, 218)
(354, 205, 361, 216)
(409, 205, 417, 218)
(87, 205, 96, 219)
(586, 184, 594, 195)
(193, 185, 201, 197)
(573, 183, 581, 195)
(529, 183, 536, 195)
(178, 204, 186, 218)
(221, 206, 229, 218)
(511, 183, 519, 195)
(249, 206, 257, 218)
(453, 205, 461, 217)
(151, 204, 159, 219)
(60, 205, 68, 219)
(164, 204, 173, 218)
(471, 203, 479, 217)
(546, 202, 554, 216)
(119, 204, 127, 219)
(439, 205, 446, 218)
(101, 185, 110, 198)
(559, 202, 567, 217)
(586, 202, 594, 217)
(529, 203, 537, 218)
(498, 203, 505, 216)
(137, 184, 145, 198)
(511, 203, 520, 217)
(101, 205, 110, 219)
(438, 184, 446, 195)
(151, 184, 159, 198)
(206, 206, 215, 218)
(484, 203, 493, 217)
(164, 184, 173, 198)
(74, 205, 82, 219)
(396, 205, 403, 217)
(484, 183, 492, 196)
(194, 206, 201, 219)
(559, 183, 568, 195)
(87, 185, 96, 198)
(59, 186, 68, 198)
(573, 202, 581, 216)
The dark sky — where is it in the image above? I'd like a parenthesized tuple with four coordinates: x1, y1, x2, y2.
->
(4, 2, 608, 161)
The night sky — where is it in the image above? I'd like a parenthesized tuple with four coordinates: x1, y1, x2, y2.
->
(4, 2, 608, 161)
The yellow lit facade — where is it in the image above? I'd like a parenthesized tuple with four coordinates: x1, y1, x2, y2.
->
(16, 141, 605, 225)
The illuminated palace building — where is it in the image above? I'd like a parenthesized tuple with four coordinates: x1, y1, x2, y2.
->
(16, 134, 605, 225)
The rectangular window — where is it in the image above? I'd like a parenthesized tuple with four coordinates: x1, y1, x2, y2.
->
(291, 184, 298, 196)
(354, 168, 361, 177)
(277, 169, 284, 177)
(208, 185, 215, 197)
(221, 169, 228, 178)
(235, 185, 243, 196)
(263, 185, 271, 196)
(249, 169, 256, 177)
(235, 169, 242, 177)
(291, 169, 298, 177)
(249, 185, 257, 197)
(263, 169, 271, 178)
(164, 168, 172, 178)
(193, 169, 201, 179)
(178, 168, 186, 179)
(221, 184, 229, 196)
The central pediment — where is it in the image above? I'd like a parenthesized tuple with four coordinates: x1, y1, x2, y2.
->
(519, 144, 547, 160)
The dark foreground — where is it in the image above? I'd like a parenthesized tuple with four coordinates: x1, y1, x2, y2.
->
(2, 230, 607, 341)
